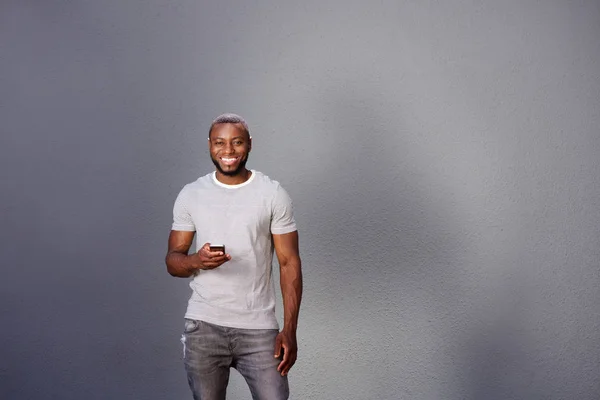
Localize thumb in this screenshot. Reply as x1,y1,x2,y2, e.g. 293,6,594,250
200,243,210,252
274,333,283,358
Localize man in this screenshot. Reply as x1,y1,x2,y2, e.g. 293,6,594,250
165,113,302,400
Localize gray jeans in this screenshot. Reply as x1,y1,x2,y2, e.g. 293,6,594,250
181,319,289,400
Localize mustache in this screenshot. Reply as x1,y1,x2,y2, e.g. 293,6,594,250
210,154,249,176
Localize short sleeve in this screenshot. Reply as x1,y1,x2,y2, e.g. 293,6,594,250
171,186,196,231
271,185,297,235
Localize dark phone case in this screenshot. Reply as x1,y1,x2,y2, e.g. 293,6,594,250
209,245,225,253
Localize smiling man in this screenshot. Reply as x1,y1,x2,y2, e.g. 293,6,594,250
165,113,302,400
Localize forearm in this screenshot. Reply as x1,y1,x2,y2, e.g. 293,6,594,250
280,257,303,331
165,252,199,278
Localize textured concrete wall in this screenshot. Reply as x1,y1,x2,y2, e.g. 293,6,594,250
2,1,599,399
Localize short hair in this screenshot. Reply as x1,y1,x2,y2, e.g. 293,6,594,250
208,113,250,139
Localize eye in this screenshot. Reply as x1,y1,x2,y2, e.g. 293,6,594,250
234,141,243,146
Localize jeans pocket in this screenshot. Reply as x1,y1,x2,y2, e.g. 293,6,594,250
183,318,200,334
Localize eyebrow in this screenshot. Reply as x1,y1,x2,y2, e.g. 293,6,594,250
211,136,246,140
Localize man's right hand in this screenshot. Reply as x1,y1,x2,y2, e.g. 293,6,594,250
194,242,231,270
166,232,231,277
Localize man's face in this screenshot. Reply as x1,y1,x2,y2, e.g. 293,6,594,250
208,123,252,176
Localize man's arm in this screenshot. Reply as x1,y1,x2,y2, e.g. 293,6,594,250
165,230,230,277
272,230,303,376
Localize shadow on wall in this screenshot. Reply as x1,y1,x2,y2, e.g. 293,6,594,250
296,82,472,399
459,269,569,400
296,82,554,399
460,286,537,400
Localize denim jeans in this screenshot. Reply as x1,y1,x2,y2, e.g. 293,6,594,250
181,319,289,400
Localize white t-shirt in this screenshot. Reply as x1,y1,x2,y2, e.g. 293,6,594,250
171,170,297,329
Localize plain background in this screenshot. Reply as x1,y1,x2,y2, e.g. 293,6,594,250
2,1,599,399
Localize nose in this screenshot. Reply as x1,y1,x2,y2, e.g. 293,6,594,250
223,142,234,154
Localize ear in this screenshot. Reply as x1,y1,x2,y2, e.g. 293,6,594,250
248,136,252,152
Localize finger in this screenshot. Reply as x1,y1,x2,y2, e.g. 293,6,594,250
281,351,297,376
200,248,222,257
278,344,290,374
205,250,232,260
209,254,229,262
199,256,230,271
198,249,217,258
200,258,226,267
213,258,230,266
204,257,229,266
201,254,228,263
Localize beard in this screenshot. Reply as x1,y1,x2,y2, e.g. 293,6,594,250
211,154,249,176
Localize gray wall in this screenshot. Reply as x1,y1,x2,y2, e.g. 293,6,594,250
2,1,599,399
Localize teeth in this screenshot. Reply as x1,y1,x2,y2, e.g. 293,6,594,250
221,157,238,165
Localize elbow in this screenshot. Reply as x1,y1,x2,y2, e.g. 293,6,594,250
165,254,179,277
166,264,185,278
165,253,192,278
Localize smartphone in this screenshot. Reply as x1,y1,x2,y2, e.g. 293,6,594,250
209,244,226,253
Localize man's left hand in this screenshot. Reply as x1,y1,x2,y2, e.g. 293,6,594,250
274,329,297,376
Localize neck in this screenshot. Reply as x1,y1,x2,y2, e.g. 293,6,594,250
215,168,252,185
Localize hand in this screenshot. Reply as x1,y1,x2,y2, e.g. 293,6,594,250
194,243,231,270
274,329,297,376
